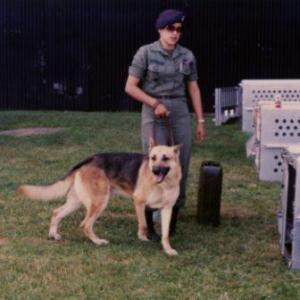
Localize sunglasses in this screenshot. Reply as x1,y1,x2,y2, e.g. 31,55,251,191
165,25,183,33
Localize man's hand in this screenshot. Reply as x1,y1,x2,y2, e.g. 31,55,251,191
196,123,205,143
154,103,170,118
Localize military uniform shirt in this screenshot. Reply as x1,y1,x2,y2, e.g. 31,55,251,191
128,41,198,98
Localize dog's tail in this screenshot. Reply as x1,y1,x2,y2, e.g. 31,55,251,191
17,173,75,201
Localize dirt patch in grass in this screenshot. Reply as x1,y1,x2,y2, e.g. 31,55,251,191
0,127,64,137
221,203,257,219
0,237,9,245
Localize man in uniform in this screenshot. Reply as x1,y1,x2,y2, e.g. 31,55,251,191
125,9,205,240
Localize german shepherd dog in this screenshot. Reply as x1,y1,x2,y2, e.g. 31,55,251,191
17,139,182,256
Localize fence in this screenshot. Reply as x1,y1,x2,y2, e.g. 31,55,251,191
1,1,300,111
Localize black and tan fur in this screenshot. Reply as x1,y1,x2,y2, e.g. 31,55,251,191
17,139,182,256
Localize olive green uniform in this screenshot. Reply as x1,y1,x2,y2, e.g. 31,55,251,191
128,41,198,208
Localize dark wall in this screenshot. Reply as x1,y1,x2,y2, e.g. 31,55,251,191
0,0,299,112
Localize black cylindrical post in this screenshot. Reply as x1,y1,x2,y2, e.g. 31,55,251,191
197,161,223,226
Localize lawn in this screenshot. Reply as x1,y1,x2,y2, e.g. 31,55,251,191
0,110,299,300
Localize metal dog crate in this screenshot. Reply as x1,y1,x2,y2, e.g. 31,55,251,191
251,102,300,182
240,80,300,132
214,87,242,126
279,145,300,269
257,146,284,182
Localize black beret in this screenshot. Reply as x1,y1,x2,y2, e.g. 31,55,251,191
155,9,185,30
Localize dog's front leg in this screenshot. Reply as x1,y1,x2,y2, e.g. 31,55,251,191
161,207,178,256
134,200,149,241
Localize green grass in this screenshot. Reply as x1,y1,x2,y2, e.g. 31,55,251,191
0,110,299,300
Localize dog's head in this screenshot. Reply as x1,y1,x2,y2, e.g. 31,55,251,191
148,138,181,184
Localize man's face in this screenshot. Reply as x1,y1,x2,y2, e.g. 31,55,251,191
159,22,182,47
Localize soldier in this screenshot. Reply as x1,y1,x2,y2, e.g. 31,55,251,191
125,9,205,240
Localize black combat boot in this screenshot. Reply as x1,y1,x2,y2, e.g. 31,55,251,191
145,207,161,242
169,206,180,237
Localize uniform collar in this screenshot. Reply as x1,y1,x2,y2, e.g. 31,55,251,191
152,41,184,58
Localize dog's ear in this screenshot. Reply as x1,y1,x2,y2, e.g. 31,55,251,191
149,136,157,151
173,144,182,155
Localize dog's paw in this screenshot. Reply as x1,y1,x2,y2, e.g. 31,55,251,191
48,232,62,241
164,248,178,256
93,238,109,246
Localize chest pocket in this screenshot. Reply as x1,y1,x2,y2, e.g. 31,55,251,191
146,63,166,82
179,62,192,76
179,61,192,76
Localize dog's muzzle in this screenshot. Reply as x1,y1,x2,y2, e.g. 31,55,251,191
152,166,170,183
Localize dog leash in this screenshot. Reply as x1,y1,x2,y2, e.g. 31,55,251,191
152,116,175,146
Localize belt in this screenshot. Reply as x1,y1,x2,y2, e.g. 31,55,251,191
155,95,185,99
